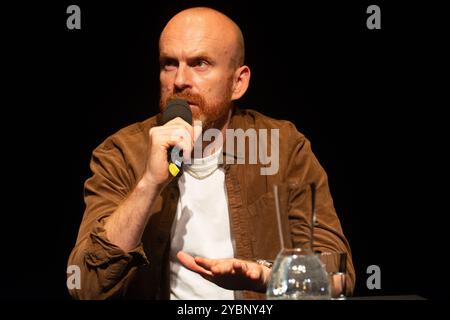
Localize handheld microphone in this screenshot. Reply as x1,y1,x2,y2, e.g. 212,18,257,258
161,99,192,177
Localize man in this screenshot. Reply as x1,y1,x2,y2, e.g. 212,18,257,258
68,7,354,299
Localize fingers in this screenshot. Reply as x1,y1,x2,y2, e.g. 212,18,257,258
201,259,258,279
149,127,193,163
151,126,192,148
194,256,218,270
248,267,262,280
232,261,248,273
164,117,195,143
195,257,238,275
195,257,236,275
180,254,265,281
240,262,261,280
176,251,213,277
234,261,266,281
177,255,269,292
211,263,234,275
144,117,198,185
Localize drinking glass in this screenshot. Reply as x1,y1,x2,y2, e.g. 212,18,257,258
266,181,331,300
317,252,347,300
266,248,330,299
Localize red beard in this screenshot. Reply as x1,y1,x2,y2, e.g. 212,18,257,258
159,87,233,131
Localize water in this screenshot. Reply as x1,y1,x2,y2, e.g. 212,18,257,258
266,249,331,300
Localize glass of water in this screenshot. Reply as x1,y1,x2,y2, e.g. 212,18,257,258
266,248,331,300
266,181,331,300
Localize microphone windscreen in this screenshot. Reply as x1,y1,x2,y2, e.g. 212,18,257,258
161,99,192,125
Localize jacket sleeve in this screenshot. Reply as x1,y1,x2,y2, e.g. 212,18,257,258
284,125,356,296
67,139,149,300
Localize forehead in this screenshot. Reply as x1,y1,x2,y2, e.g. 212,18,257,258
160,23,235,59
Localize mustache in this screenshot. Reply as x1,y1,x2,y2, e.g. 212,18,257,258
163,91,205,108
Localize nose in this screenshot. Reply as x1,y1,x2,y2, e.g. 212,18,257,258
174,63,191,92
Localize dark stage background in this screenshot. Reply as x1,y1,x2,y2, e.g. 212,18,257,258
2,1,448,300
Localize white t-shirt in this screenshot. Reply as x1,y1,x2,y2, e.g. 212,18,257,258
169,149,235,300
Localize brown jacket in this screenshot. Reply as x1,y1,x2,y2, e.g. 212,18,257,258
68,108,355,299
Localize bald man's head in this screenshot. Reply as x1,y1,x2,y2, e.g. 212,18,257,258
160,7,245,68
158,7,251,130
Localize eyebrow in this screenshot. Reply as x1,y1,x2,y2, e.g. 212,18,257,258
159,52,214,62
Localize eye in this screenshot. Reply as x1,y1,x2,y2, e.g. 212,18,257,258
194,60,207,67
191,59,210,71
160,59,177,71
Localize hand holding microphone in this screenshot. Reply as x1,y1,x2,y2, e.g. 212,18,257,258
144,99,193,188
161,99,193,177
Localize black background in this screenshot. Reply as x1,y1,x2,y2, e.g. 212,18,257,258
2,0,448,300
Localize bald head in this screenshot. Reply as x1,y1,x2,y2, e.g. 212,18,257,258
160,7,245,68
159,7,251,128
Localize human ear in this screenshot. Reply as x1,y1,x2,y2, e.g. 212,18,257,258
231,65,251,101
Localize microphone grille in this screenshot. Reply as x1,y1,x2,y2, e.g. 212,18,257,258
161,99,192,125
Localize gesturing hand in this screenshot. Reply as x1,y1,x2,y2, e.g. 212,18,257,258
176,251,271,293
